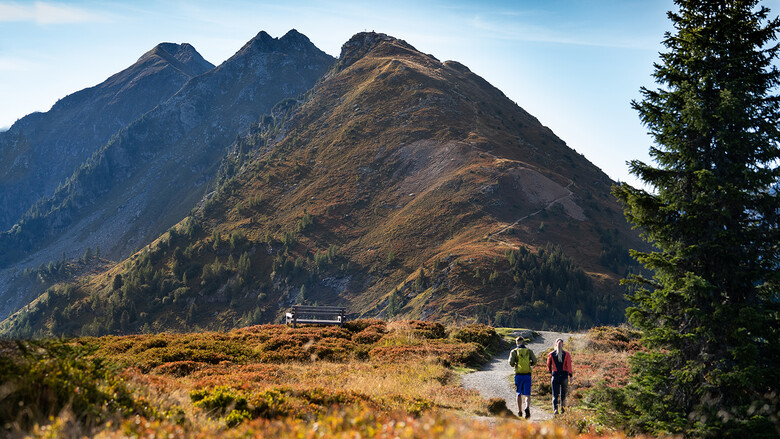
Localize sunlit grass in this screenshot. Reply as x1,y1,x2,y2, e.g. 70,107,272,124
494,326,535,343
3,323,653,438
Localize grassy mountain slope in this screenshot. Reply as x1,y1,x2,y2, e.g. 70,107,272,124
1,32,643,337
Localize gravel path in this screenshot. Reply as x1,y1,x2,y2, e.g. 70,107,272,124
461,330,579,421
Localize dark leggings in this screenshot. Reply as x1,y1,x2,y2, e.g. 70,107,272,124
551,375,569,411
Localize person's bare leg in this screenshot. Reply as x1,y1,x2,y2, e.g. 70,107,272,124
516,394,522,416
523,395,531,418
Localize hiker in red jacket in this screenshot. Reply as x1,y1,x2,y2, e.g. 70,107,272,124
546,337,573,415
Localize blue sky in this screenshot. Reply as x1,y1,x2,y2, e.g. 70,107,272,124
1,0,778,186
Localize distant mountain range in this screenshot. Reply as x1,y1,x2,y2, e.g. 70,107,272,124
0,30,334,318
0,31,645,337
0,42,214,231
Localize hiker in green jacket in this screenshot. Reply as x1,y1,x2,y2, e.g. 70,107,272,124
509,336,537,419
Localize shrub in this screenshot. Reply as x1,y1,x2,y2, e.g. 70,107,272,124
352,327,385,344
298,387,368,407
248,388,290,419
190,386,249,415
587,326,642,352
451,324,503,354
0,340,145,433
344,318,386,333
153,360,202,377
225,409,252,427
258,330,357,363
408,321,446,339
486,397,510,416
350,319,387,344
369,340,485,366
406,397,433,416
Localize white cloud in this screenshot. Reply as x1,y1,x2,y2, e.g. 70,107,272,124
0,57,36,71
0,1,106,24
0,2,29,21
468,14,656,50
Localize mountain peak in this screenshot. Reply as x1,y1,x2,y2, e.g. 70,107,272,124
343,31,396,48
255,30,274,41
139,42,214,76
143,42,185,62
244,30,276,52
226,30,333,70
337,32,419,70
340,31,396,57
281,28,307,42
136,43,214,76
151,42,180,56
231,30,302,58
279,29,316,51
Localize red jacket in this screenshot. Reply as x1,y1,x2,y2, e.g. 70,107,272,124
547,350,573,377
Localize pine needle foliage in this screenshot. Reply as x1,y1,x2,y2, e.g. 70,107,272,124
612,1,780,437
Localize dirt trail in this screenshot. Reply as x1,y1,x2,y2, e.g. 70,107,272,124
461,330,579,421
489,179,576,240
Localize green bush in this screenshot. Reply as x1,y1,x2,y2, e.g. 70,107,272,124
190,386,249,415
0,340,145,433
224,409,251,427
451,324,503,354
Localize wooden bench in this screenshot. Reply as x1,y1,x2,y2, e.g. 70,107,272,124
285,305,346,328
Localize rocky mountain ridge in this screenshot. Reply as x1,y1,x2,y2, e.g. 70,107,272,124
0,43,215,231
0,31,643,337
0,30,334,319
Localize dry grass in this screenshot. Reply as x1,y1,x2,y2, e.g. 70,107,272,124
89,408,666,439
2,323,660,438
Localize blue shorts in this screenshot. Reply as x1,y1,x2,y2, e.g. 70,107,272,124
514,374,532,396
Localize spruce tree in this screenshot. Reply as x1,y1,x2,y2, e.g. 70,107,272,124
612,1,780,437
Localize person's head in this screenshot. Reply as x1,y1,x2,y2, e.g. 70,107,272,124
555,338,564,350
516,336,525,346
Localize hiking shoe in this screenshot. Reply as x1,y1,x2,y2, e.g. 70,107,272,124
561,407,565,414
553,409,559,415
524,408,530,419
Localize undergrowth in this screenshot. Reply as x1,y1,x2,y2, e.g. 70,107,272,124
0,322,657,438
0,339,154,437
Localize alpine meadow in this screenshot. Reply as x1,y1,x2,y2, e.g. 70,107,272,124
0,1,777,438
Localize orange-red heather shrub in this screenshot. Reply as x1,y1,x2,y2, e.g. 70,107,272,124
451,323,504,354
9,323,663,438
97,406,660,439
586,326,642,353
369,341,485,366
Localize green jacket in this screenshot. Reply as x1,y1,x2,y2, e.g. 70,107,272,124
509,345,537,374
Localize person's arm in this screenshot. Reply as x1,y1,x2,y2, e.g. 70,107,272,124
509,349,517,367
546,352,553,373
564,351,573,378
529,349,537,366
